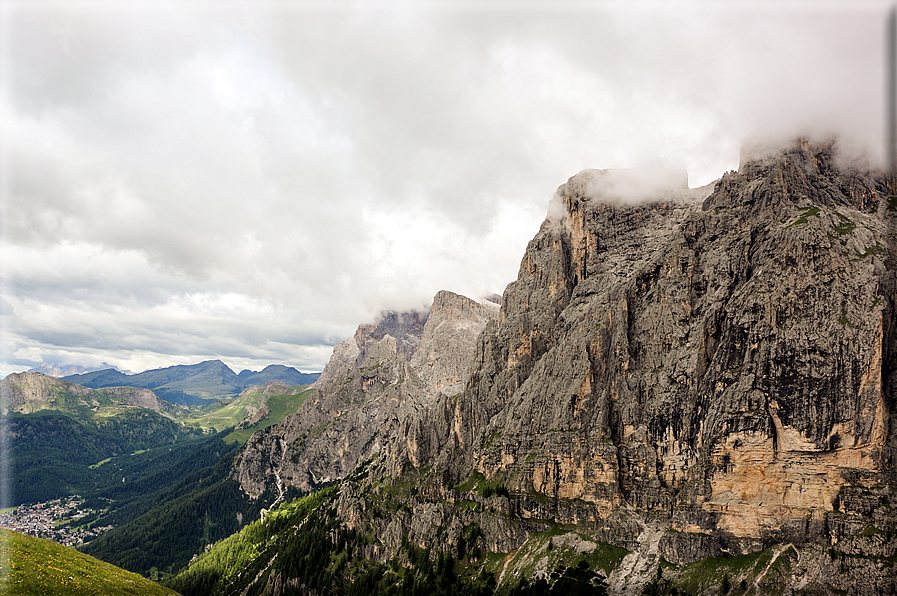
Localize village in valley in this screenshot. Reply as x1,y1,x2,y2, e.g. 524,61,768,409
0,496,112,546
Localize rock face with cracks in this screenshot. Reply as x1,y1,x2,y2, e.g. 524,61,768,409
459,142,894,537
343,140,897,595
229,139,897,595
231,290,497,497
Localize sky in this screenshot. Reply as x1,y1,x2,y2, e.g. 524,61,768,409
0,0,891,377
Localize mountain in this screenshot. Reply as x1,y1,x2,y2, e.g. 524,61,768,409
231,290,498,498
222,382,315,444
25,362,126,378
235,365,320,388
1,371,183,418
63,360,320,405
2,527,179,595
172,139,897,595
373,139,897,593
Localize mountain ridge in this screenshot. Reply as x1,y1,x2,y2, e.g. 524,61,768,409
61,360,320,405
25,362,128,378
231,290,498,497
1,371,184,419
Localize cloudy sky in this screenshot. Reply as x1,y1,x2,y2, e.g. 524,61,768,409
0,0,890,377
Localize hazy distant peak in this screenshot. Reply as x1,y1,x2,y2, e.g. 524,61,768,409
25,363,123,378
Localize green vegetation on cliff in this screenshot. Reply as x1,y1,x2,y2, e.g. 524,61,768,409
163,482,618,596
163,485,502,596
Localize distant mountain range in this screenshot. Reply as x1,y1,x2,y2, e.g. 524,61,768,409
60,360,320,405
26,362,130,378
0,372,206,505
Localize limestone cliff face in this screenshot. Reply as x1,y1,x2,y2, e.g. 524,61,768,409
410,291,500,398
231,291,497,497
311,311,429,390
342,140,897,594
445,141,896,541
461,141,895,529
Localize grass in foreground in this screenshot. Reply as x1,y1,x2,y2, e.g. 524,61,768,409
1,527,177,595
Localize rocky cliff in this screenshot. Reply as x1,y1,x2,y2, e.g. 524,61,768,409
333,139,897,595
199,139,897,596
450,139,894,530
230,290,498,498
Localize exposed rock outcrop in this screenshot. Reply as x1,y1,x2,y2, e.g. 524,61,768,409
231,291,498,497
336,139,897,594
411,291,500,399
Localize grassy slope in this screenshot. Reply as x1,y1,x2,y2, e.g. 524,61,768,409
177,386,269,430
1,527,178,595
221,387,313,443
175,384,311,436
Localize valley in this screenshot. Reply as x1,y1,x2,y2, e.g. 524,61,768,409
0,365,320,580
0,497,111,547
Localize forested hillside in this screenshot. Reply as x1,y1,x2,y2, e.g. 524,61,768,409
78,436,280,577
162,483,611,596
8,409,204,505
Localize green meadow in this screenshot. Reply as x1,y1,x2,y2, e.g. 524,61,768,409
1,527,177,595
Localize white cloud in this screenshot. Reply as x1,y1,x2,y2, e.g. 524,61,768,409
1,0,890,376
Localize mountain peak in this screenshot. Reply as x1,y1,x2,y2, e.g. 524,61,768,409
706,136,891,214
